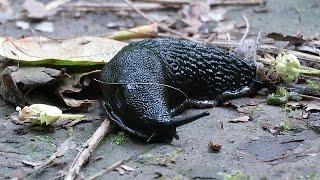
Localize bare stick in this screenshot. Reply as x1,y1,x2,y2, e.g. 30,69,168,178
240,15,249,43
123,0,192,40
300,94,320,101
87,160,125,180
134,0,266,6
208,40,320,63
65,2,169,12
64,119,110,180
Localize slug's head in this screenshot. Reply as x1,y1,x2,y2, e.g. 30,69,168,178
101,81,210,143
101,81,178,142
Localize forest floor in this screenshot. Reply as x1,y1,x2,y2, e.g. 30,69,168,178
0,0,320,179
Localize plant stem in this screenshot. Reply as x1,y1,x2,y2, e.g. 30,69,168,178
60,114,86,120
297,68,320,75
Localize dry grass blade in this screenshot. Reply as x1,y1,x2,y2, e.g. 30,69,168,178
35,137,76,169
64,119,110,180
105,23,158,41
240,15,249,43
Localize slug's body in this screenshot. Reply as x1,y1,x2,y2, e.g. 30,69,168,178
100,38,257,142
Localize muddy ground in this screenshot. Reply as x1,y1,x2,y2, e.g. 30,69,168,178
1,0,320,179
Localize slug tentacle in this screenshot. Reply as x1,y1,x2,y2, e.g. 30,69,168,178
170,111,210,127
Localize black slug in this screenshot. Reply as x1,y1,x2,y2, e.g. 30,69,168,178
100,38,258,143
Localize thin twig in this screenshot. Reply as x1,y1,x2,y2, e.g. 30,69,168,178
300,94,320,101
64,119,110,180
208,40,320,63
123,0,192,40
240,15,249,43
21,138,75,179
134,0,266,6
205,34,215,43
87,160,125,180
36,138,75,170
64,2,170,12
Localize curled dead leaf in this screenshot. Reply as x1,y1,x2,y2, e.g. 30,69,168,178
57,70,101,110
306,101,320,112
0,66,68,106
208,141,222,153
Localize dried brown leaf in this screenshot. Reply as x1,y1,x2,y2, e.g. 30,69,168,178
306,101,320,112
23,0,70,19
57,70,100,110
115,165,134,175
0,36,126,65
0,68,25,106
266,32,305,46
120,165,134,172
0,0,14,23
181,0,209,34
286,101,303,109
208,141,222,152
23,0,49,19
16,21,30,30
206,7,227,22
34,22,54,33
213,21,236,33
229,115,250,123
228,97,265,108
0,66,68,106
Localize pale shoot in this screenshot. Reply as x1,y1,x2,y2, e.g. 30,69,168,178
17,104,85,125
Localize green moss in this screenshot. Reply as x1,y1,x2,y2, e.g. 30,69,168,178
138,153,154,164
267,87,302,106
218,172,248,180
307,172,319,180
281,106,293,113
306,80,320,90
156,149,180,165
267,87,289,106
281,121,292,132
34,135,54,142
137,149,181,166
110,131,127,145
